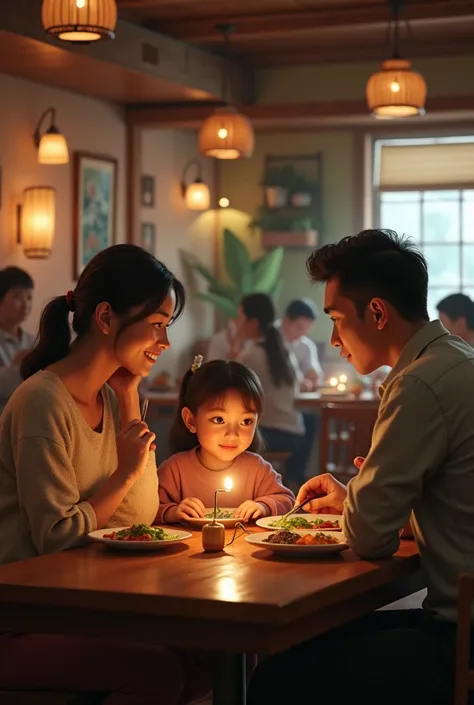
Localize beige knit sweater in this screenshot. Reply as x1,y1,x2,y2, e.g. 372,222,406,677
0,370,158,564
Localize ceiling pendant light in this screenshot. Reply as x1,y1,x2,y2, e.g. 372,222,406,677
366,0,426,118
199,25,254,160
42,0,117,43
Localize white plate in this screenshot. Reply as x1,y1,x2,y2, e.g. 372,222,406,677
183,509,245,529
88,527,192,550
256,513,343,531
246,530,348,556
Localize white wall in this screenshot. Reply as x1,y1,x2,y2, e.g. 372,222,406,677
0,73,127,334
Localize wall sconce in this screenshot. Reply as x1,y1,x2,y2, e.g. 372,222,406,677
181,160,210,211
17,187,56,259
34,108,69,165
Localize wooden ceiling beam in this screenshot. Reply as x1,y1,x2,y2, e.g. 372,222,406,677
126,95,474,130
144,1,474,43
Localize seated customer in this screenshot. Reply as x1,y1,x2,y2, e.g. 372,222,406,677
277,298,323,391
0,266,34,412
436,292,474,346
248,229,474,705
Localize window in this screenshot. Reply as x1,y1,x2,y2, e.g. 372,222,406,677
373,137,474,319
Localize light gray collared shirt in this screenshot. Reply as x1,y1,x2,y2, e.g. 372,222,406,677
0,328,34,410
344,320,474,622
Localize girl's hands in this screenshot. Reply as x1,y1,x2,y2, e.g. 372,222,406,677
235,500,267,522
172,497,206,522
115,419,155,484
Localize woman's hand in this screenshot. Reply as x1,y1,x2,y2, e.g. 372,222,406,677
295,473,347,514
107,366,141,397
115,419,155,484
235,500,267,522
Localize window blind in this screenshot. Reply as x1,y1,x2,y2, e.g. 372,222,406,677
377,143,474,189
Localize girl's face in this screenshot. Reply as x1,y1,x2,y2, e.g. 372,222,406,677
111,291,176,377
182,388,259,470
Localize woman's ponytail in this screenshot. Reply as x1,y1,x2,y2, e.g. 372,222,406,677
21,296,71,380
262,323,295,387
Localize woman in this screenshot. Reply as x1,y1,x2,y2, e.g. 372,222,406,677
0,245,208,705
233,293,316,489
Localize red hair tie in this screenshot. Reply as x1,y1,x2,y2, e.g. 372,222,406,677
65,290,75,312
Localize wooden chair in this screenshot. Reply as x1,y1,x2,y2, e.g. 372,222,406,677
455,573,474,705
320,402,379,484
0,691,103,705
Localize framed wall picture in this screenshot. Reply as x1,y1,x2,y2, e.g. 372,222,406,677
73,152,117,279
141,222,156,254
141,175,155,207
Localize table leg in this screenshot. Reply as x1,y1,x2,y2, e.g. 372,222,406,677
212,652,246,705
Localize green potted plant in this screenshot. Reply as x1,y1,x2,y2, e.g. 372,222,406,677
261,165,296,208
182,228,284,319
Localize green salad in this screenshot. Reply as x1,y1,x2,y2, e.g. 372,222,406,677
103,524,177,542
204,509,235,519
269,516,340,530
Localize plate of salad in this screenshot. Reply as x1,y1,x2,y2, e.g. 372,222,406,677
256,513,342,531
183,508,245,529
89,524,192,550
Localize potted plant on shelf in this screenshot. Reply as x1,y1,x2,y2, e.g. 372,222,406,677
261,165,296,208
182,228,284,319
290,174,315,207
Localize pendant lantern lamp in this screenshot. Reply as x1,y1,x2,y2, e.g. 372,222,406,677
42,0,117,43
366,0,426,118
199,25,255,160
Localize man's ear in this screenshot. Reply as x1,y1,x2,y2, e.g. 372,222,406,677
181,407,197,433
369,298,388,330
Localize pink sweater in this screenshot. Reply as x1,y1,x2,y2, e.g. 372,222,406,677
157,448,294,523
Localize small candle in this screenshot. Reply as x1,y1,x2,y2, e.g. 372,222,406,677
224,476,233,491
202,476,233,552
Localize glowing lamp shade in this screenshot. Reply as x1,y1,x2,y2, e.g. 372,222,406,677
199,107,254,159
366,58,427,118
38,130,69,165
42,0,117,42
185,180,210,211
21,188,56,259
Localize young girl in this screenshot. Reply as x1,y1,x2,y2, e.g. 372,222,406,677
0,244,208,705
157,358,294,524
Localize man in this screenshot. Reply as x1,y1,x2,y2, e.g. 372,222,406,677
248,229,474,705
277,298,323,390
0,267,34,412
437,292,474,346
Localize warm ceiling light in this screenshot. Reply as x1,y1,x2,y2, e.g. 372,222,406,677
181,160,210,211
366,58,427,118
199,107,254,160
19,187,56,259
219,197,230,208
42,0,117,42
33,108,69,165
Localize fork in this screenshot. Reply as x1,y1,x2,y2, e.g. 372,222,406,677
277,495,319,524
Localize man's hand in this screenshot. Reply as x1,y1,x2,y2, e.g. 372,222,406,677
295,473,347,514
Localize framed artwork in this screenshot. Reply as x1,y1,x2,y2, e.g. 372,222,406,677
73,152,117,280
141,175,155,207
141,222,156,254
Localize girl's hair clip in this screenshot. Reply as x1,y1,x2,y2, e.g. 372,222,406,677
191,354,203,373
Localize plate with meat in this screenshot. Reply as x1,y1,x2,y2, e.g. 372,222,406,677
256,513,342,532
89,524,192,550
246,529,348,556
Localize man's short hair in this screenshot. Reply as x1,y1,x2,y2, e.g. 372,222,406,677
285,298,318,321
437,293,474,330
0,267,34,302
306,229,429,322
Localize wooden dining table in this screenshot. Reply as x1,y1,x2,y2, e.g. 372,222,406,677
0,528,421,705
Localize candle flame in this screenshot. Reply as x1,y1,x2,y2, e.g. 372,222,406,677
329,376,338,387
224,476,233,492
339,374,348,383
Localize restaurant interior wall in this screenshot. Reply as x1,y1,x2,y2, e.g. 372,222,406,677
141,128,216,381
0,72,126,336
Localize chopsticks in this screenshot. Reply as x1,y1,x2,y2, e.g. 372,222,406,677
141,398,149,422
278,495,319,524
